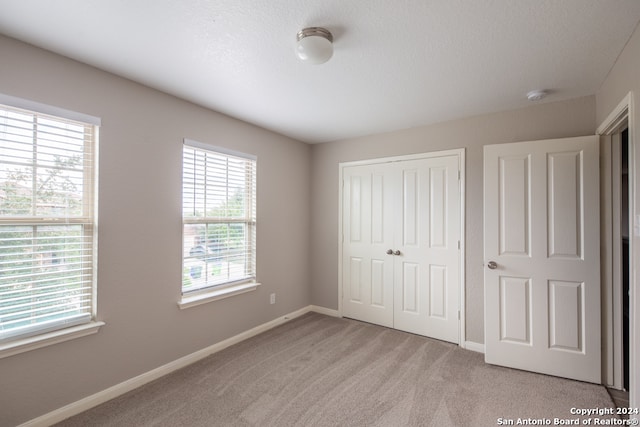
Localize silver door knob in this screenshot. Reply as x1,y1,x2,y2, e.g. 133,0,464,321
394,250,401,256
386,249,393,255
487,261,498,270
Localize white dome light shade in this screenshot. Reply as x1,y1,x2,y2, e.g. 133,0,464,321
526,90,547,101
296,27,333,64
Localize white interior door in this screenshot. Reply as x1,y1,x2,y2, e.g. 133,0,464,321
342,162,395,327
484,136,601,383
393,156,460,343
342,153,461,344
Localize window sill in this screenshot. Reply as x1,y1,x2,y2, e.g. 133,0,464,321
0,321,105,359
178,282,261,309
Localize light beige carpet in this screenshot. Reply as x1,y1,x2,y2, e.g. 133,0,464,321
56,312,617,426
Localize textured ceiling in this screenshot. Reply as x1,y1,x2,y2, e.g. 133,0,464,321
0,1,639,143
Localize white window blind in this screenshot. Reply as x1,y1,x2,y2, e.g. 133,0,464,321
0,101,97,342
182,140,256,293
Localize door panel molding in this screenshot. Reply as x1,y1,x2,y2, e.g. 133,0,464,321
499,276,532,345
499,155,531,257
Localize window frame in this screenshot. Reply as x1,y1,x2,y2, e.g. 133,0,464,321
179,139,259,309
0,94,103,358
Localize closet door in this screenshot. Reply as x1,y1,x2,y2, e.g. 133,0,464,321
342,162,396,327
341,153,461,344
393,156,460,343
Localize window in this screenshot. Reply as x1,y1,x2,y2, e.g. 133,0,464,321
182,140,257,299
0,96,99,346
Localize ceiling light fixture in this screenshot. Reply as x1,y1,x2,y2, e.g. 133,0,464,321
296,27,333,64
526,90,547,101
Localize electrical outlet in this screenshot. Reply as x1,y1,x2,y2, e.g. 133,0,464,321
270,293,276,304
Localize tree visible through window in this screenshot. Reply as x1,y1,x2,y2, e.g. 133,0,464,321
182,140,256,293
0,102,97,342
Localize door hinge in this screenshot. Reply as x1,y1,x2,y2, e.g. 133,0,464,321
458,310,460,320
458,170,461,180
457,240,460,250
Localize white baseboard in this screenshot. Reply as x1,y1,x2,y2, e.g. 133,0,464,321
20,305,325,427
309,305,340,317
464,341,485,354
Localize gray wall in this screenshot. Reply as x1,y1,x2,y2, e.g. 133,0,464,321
310,96,596,344
0,35,311,427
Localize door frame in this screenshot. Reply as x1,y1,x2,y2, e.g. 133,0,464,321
337,148,467,346
598,92,636,400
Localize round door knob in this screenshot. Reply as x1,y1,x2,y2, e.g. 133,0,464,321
487,261,498,270
394,250,401,256
386,249,393,255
